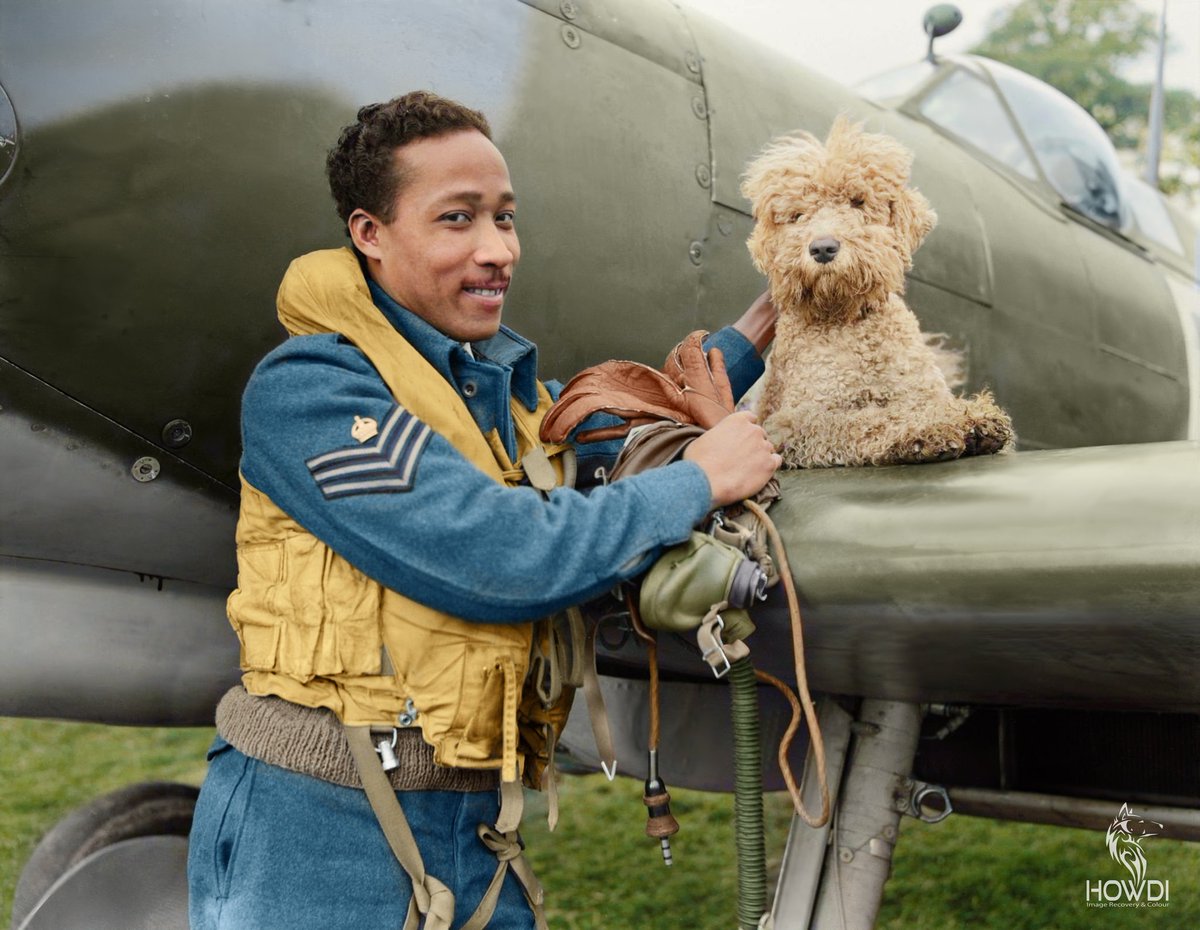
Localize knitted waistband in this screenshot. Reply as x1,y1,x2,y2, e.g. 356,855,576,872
215,686,499,793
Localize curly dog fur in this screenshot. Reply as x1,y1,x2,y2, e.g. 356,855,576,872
742,116,1014,468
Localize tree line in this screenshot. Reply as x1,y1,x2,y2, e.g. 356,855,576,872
972,0,1199,198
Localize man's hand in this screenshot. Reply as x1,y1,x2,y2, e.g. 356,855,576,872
683,410,782,508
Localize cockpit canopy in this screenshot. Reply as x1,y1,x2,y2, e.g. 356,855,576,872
857,55,1130,231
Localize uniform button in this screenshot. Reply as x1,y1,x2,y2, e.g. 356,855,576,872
462,381,478,398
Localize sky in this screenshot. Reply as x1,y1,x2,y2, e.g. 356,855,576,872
680,0,1200,94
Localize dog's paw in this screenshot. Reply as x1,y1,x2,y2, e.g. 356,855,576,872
884,434,967,465
961,417,1014,457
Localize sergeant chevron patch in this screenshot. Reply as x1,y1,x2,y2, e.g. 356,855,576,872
306,405,432,499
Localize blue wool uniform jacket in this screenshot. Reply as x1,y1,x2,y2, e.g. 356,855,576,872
240,279,765,623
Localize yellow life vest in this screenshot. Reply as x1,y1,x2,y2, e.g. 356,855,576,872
227,248,574,787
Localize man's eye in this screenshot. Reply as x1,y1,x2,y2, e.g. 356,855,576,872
441,211,471,223
497,210,516,225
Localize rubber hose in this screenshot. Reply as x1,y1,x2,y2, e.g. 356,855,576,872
729,655,766,929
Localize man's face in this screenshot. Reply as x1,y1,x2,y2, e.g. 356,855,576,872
351,129,519,343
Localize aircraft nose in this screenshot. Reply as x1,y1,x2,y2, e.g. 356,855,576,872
809,238,840,264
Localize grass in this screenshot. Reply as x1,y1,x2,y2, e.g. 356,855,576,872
878,815,1198,930
3,718,1198,928
523,776,1200,930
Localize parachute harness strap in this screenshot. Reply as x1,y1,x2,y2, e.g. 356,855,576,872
346,724,549,930
345,725,456,930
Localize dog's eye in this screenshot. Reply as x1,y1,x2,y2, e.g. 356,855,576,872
789,212,803,223
850,197,865,209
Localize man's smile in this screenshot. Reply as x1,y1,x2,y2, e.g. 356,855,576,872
463,283,508,297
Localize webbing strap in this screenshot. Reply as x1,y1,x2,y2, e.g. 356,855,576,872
344,725,456,930
498,656,521,788
519,446,558,493
559,607,587,690
559,446,578,490
496,777,525,834
501,466,527,485
581,622,618,780
466,827,550,930
542,725,559,830
346,724,549,930
534,607,588,707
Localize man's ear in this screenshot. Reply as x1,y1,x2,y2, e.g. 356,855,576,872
348,209,384,260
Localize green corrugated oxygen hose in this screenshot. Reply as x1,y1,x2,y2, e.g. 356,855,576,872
729,655,766,929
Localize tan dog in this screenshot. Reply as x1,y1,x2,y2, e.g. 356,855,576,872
742,117,1013,467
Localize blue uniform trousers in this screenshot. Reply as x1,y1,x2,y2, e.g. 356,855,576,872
187,738,535,929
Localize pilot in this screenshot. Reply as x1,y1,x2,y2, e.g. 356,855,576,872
187,90,780,930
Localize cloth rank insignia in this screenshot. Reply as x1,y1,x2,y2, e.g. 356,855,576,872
307,405,432,499
351,415,379,443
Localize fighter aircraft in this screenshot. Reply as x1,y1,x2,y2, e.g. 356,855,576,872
1,0,1197,927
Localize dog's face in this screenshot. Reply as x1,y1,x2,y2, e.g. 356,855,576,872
741,117,936,321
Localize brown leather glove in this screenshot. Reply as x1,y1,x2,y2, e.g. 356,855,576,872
660,331,735,427
539,331,735,444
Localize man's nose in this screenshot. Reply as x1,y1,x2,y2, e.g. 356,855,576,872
475,223,516,267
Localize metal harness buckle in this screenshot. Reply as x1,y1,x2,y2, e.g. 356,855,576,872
698,614,733,679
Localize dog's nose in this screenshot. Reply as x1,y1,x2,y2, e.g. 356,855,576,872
809,238,840,264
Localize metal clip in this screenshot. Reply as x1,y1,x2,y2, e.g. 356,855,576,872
698,614,732,678
696,612,751,679
374,728,400,772
398,698,419,728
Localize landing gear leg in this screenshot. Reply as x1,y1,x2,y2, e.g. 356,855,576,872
770,699,925,930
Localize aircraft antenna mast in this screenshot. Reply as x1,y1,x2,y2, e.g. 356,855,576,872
1144,0,1167,187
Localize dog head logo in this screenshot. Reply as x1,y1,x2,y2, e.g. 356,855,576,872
741,115,936,322
1106,803,1163,887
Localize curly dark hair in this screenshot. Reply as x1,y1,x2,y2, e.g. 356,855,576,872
326,91,492,228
